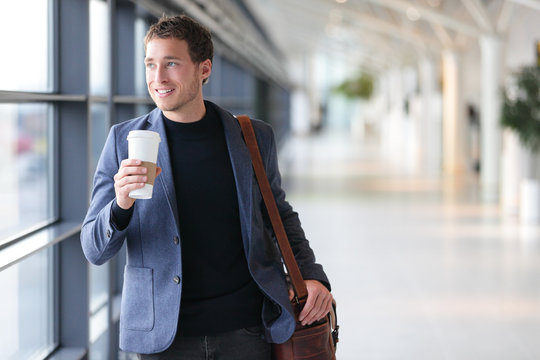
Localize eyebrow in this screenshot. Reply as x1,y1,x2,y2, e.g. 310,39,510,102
144,56,182,62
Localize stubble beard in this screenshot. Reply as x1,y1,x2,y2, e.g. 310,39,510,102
154,77,201,113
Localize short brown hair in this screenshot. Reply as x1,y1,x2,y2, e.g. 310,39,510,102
144,15,213,64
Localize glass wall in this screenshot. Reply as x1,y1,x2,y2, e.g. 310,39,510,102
90,0,110,97
0,0,56,357
0,103,54,243
0,247,55,359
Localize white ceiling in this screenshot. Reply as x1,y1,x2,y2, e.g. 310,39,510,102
242,0,530,72
139,0,540,85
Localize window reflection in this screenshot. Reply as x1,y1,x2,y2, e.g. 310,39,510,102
0,247,54,358
0,103,53,242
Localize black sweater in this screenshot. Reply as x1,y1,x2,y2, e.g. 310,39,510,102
165,102,263,335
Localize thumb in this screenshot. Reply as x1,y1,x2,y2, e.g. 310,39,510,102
156,167,162,177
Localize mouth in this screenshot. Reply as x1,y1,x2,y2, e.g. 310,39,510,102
154,88,175,97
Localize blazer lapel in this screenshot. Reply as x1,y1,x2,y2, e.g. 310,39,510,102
147,108,180,229
217,105,254,254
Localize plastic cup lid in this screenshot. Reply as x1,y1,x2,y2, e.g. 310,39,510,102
127,130,161,142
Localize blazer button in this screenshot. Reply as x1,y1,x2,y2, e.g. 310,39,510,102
106,230,111,238
173,236,179,245
173,276,181,284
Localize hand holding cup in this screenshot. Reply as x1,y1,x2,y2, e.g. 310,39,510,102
114,159,162,210
114,130,162,210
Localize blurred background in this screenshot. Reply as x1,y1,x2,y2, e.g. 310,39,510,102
1,0,540,359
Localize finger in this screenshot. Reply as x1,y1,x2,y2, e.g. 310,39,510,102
115,172,146,188
313,296,333,323
122,165,147,176
120,158,142,168
116,166,147,182
120,175,147,188
116,176,146,191
117,182,146,196
302,293,326,325
305,292,333,325
116,159,145,179
299,291,320,324
156,167,162,177
298,294,315,322
288,288,295,301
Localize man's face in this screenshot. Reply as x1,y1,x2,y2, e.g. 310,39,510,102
144,37,211,115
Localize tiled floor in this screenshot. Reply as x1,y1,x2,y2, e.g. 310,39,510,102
279,130,540,360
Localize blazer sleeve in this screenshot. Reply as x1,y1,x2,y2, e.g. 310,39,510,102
261,125,331,291
80,125,129,265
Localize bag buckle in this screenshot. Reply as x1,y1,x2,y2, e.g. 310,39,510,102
332,325,340,347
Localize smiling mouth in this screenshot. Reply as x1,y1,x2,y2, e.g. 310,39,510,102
155,89,174,95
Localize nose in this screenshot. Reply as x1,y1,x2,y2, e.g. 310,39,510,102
153,65,168,83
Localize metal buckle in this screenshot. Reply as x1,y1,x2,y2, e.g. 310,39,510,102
332,325,340,347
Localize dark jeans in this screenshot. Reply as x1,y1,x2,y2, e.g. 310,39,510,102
137,325,271,360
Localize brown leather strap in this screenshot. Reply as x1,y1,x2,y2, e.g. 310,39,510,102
237,115,308,302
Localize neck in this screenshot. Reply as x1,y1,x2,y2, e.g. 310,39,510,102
163,97,206,123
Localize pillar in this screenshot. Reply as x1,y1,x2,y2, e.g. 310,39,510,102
442,49,467,175
480,35,502,202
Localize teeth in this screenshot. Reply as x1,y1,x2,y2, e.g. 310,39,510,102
157,89,173,94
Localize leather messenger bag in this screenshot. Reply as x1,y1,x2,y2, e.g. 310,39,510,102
237,115,339,360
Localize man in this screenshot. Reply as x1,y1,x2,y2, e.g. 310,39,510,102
81,14,332,359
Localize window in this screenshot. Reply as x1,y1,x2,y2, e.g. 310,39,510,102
0,1,56,358
0,0,55,244
135,17,149,97
0,247,55,359
0,104,54,244
0,1,51,91
90,0,110,96
90,103,110,177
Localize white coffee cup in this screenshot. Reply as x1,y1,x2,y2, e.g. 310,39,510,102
127,130,161,199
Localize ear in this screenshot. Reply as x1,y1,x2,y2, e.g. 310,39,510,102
200,59,212,82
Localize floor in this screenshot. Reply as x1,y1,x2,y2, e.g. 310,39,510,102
278,129,540,360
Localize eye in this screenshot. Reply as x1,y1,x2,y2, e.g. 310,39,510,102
145,63,155,69
167,62,177,67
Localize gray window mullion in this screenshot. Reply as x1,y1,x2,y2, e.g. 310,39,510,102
0,91,87,103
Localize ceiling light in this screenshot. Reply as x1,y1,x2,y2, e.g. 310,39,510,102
406,7,421,21
336,0,347,3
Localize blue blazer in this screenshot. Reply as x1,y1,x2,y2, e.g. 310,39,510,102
80,102,330,354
